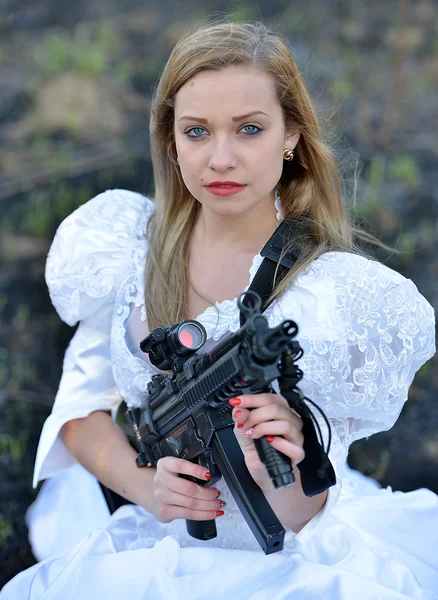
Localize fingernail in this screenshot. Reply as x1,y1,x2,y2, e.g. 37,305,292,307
266,435,275,443
233,409,242,418
244,428,254,437
220,500,227,508
204,471,211,480
216,490,221,498
216,510,225,517
236,423,244,429
229,397,241,406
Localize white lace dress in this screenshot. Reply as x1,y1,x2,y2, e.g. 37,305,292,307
3,189,437,600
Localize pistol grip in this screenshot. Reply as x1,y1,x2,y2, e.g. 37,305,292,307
254,437,295,489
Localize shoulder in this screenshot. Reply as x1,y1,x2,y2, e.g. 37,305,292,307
275,251,435,346
298,250,428,303
54,188,155,238
299,251,405,287
45,189,155,326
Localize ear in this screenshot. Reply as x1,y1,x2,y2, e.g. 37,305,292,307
284,129,300,150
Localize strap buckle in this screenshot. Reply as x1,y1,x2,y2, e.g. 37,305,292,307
260,220,301,269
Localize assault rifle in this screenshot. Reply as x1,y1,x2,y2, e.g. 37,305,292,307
126,291,335,555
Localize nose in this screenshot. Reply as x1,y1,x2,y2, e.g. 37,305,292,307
208,140,237,172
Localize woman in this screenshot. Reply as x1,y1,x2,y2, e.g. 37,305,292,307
3,21,437,599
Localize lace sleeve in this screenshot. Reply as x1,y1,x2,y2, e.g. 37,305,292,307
278,252,436,445
33,189,155,485
45,188,154,329
268,251,435,543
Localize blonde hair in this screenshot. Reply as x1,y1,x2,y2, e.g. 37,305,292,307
146,21,369,329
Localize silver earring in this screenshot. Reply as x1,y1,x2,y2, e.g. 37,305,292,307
283,149,294,161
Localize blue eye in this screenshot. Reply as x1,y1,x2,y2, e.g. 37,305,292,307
185,127,206,138
241,124,261,135
184,124,262,139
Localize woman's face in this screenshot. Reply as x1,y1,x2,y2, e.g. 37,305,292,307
173,65,299,219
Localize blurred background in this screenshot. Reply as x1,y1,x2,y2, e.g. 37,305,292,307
0,0,437,587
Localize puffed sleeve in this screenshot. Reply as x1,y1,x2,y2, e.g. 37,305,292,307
33,189,155,487
271,251,435,542
276,251,435,440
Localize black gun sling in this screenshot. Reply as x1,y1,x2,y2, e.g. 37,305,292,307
100,218,333,513
241,218,336,497
239,218,301,326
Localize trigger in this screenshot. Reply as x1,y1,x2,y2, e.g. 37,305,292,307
164,436,184,458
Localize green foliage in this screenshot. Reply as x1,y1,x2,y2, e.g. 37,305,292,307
397,231,416,267
24,182,92,238
64,114,82,139
416,359,431,382
0,363,6,389
225,3,261,22
30,22,120,84
367,156,386,200
0,432,28,471
53,181,91,219
419,220,437,251
0,515,13,547
280,4,314,33
413,75,435,94
23,192,54,239
14,305,31,328
9,435,27,469
112,62,135,86
359,154,421,225
343,50,361,73
358,155,386,220
142,57,166,86
388,156,421,190
47,148,71,179
30,133,52,159
9,354,37,395
329,78,354,101
349,444,393,481
0,346,7,389
0,295,7,318
371,448,392,481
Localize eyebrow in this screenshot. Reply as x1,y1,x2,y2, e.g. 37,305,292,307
178,111,269,123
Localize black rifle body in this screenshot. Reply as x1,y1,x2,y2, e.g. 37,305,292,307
126,297,335,555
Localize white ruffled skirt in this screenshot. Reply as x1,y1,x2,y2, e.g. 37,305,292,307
2,463,438,600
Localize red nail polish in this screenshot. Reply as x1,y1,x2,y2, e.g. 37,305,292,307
216,490,221,498
229,397,241,406
204,471,211,480
216,510,225,517
236,423,244,429
266,435,275,443
233,409,242,417
220,500,227,508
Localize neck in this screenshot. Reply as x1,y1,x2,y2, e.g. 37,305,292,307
193,194,279,254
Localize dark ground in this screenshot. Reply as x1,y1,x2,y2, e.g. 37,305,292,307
0,0,437,589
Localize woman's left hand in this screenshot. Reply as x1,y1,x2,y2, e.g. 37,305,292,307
230,393,305,491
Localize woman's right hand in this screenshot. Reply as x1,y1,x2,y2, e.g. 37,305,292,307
148,456,226,523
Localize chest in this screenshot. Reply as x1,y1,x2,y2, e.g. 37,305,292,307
186,249,256,320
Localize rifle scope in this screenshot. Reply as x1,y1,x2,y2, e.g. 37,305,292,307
140,320,207,370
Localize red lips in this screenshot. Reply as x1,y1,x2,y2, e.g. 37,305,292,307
206,181,245,186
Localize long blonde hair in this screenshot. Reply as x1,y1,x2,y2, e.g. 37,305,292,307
146,21,366,329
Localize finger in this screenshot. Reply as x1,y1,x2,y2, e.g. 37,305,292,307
157,469,221,501
234,404,303,432
262,435,305,466
157,456,211,482
229,393,289,410
231,407,250,429
154,488,226,513
159,504,226,522
243,420,304,449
